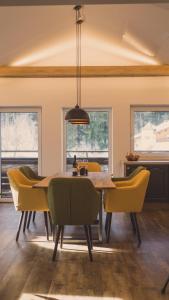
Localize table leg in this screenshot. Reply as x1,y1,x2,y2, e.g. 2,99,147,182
98,190,103,243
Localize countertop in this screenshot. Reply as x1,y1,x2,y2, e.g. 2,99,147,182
124,160,169,165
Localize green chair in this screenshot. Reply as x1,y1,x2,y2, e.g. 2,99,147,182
111,166,146,182
48,177,100,262
19,166,45,181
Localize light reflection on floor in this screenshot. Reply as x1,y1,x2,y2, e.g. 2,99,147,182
19,293,123,300
25,235,131,254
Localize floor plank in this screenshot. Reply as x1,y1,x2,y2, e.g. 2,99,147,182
0,203,169,300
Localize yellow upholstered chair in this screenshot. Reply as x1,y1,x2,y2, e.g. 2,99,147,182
7,168,49,241
77,161,101,172
104,170,150,246
19,166,46,224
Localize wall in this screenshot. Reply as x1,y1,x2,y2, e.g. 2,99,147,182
0,76,169,176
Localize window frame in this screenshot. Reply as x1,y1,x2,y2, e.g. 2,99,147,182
0,107,42,198
131,105,169,159
63,107,112,172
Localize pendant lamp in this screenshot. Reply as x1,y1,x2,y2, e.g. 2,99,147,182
65,5,90,125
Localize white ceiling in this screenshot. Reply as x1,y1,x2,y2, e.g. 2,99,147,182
0,3,169,66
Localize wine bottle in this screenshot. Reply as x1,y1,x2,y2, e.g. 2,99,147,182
72,155,78,176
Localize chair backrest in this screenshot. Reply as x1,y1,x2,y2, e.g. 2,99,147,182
19,166,38,180
104,170,150,212
7,168,48,212
7,168,33,209
77,162,101,172
127,166,146,179
129,169,150,211
7,168,33,189
112,166,146,182
48,177,100,225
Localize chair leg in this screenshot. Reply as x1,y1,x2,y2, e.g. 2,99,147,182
133,213,141,247
60,226,64,249
88,225,93,250
44,212,49,240
130,213,136,234
32,211,36,222
52,225,62,261
23,211,28,233
53,224,56,242
84,225,93,262
105,213,109,235
16,211,24,241
106,213,112,243
161,275,169,294
27,211,32,229
48,212,53,234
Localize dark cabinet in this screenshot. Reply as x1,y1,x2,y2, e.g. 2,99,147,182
125,163,169,203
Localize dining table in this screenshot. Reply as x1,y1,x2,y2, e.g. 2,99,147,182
33,171,116,242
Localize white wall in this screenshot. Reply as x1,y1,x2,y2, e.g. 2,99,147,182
0,76,169,176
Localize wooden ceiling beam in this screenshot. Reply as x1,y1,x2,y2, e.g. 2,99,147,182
0,65,169,77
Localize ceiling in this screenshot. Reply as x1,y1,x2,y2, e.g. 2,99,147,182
1,1,169,5
0,3,169,66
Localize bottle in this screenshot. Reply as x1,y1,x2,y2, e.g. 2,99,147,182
85,165,88,176
72,155,78,176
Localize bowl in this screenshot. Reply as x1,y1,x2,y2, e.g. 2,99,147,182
126,154,140,161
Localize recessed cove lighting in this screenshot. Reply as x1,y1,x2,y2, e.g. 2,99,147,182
123,31,155,57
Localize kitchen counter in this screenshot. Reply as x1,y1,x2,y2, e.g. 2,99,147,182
125,160,169,165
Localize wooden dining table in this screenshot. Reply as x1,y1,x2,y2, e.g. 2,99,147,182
34,172,116,242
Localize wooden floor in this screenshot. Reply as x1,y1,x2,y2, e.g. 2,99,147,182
0,203,169,300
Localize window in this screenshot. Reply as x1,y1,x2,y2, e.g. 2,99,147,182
0,108,41,199
64,109,111,171
131,106,169,154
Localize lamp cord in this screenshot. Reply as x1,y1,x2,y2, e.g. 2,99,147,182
75,6,83,108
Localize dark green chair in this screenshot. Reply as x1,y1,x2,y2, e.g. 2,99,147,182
19,165,45,181
111,166,146,182
48,177,100,262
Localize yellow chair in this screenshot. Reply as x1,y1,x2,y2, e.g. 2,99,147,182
19,166,46,225
104,170,150,246
7,168,49,241
77,161,101,172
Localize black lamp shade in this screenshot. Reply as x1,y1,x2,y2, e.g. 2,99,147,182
65,105,90,125
65,6,90,126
